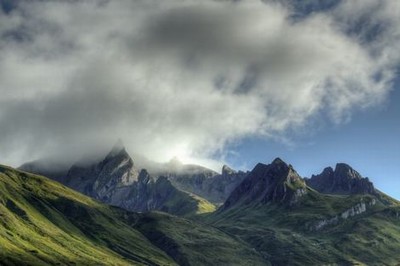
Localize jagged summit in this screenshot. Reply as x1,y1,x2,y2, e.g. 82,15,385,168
222,165,236,176
271,157,285,165
222,158,307,210
334,163,363,180
65,141,138,203
138,169,152,184
306,163,375,195
106,138,127,159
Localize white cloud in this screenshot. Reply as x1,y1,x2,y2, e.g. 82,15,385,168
0,0,398,169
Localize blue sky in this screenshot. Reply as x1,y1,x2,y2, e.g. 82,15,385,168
226,78,400,199
0,1,399,198
219,1,400,199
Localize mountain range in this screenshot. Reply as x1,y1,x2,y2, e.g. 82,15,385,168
20,141,245,215
2,142,400,265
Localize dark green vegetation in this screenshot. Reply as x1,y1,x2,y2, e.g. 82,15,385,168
0,165,264,265
205,187,400,265
134,212,266,266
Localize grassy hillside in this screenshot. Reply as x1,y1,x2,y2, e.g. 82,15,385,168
0,164,265,265
0,164,175,265
206,188,400,265
134,212,267,266
146,176,216,216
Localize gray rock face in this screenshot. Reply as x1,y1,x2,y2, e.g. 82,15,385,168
118,169,200,215
64,145,139,202
222,165,236,176
167,165,247,205
221,158,307,210
44,142,213,216
306,163,375,195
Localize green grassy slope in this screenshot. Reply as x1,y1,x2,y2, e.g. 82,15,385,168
0,164,265,266
134,212,267,266
0,165,175,266
206,188,400,265
161,190,216,216
149,177,216,217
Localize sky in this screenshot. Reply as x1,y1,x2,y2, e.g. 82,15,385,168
0,0,399,198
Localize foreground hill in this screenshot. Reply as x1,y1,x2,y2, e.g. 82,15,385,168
205,158,400,265
0,164,174,265
0,164,265,265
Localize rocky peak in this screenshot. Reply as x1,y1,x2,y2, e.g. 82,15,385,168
334,163,362,180
97,139,136,178
321,166,334,176
221,158,306,210
105,139,129,161
306,163,375,195
222,165,236,176
138,169,152,184
63,139,139,202
271,157,285,165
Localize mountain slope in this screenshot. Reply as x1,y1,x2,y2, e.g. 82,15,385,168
134,212,267,266
205,158,400,265
0,164,266,265
119,169,216,216
0,164,175,265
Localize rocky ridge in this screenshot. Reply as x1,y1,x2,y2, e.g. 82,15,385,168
167,163,248,205
32,142,216,216
222,158,307,210
306,163,375,195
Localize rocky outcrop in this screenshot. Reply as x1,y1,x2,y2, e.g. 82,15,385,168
67,144,139,202
221,158,307,210
222,165,236,176
310,199,377,231
306,163,375,195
